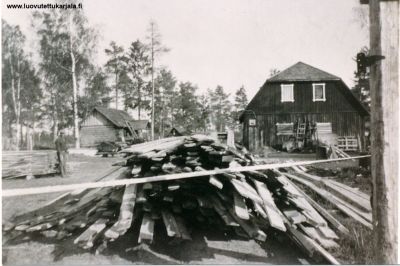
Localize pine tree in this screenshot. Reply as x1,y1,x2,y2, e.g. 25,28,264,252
124,40,151,118
105,41,125,110
209,85,232,132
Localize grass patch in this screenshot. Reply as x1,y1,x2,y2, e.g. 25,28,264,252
332,218,374,264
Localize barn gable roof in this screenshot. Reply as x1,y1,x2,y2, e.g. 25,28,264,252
94,107,149,129
267,62,341,82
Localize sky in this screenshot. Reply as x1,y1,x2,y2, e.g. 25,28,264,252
2,0,369,100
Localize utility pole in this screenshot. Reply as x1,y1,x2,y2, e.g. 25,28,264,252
363,0,399,263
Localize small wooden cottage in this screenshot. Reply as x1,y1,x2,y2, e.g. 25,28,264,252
168,126,187,137
80,107,149,147
240,62,369,151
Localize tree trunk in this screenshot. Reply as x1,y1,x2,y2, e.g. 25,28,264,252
138,86,141,120
8,45,20,151
15,58,22,151
69,16,80,149
51,87,58,142
151,44,155,141
115,70,118,109
369,0,398,263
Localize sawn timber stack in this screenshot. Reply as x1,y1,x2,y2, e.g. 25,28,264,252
4,135,371,264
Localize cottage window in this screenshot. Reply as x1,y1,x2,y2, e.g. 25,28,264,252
281,84,294,102
313,83,326,102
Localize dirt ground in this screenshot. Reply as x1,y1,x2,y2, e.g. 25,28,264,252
2,153,308,265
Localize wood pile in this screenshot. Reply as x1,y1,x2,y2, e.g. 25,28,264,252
2,150,59,179
4,135,371,264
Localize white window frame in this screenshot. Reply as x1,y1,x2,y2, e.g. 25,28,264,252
312,83,326,102
281,84,294,102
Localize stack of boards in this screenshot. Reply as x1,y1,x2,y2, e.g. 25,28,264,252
2,150,59,179
4,135,371,264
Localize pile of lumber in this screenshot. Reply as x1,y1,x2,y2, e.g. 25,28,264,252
4,136,371,264
2,150,59,179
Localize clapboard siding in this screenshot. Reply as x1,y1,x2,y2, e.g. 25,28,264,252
80,126,119,147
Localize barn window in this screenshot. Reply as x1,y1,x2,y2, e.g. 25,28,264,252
313,83,326,102
281,84,294,102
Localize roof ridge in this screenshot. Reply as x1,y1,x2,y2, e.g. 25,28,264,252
266,62,341,82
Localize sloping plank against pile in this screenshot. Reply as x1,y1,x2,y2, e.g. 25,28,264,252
291,168,371,212
104,184,137,240
284,173,372,229
284,177,350,235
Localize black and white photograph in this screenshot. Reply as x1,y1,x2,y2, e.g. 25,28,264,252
1,0,398,265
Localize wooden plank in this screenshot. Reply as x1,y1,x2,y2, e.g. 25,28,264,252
120,137,186,155
317,226,339,240
288,227,340,265
299,225,339,249
209,175,223,189
328,179,370,200
161,210,181,238
104,184,137,240
228,208,267,242
285,171,372,221
253,203,268,219
138,213,155,244
323,180,371,212
276,173,327,226
252,180,286,231
289,169,371,211
285,177,350,235
285,173,372,228
74,218,108,249
210,195,239,227
283,210,307,224
233,191,250,220
174,216,192,240
230,179,263,204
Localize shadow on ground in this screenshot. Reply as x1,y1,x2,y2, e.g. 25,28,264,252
3,220,308,265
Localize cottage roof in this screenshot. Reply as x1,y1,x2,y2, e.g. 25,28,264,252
130,120,150,130
94,107,149,129
267,62,341,82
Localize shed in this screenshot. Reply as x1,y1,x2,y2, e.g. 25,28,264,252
240,62,369,151
168,126,186,137
80,107,149,147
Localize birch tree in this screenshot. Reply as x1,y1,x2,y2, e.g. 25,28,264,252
33,8,97,148
2,20,27,149
2,20,43,150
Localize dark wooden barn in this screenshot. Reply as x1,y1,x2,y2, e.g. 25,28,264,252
240,62,369,151
80,107,149,147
